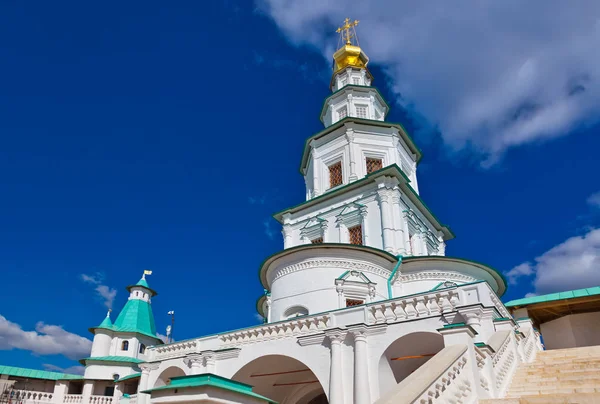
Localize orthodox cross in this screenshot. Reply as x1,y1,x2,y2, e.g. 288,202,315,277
336,18,360,45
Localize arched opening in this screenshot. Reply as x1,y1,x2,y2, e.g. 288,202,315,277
378,331,444,397
284,305,309,319
139,344,146,354
232,354,327,404
153,366,186,388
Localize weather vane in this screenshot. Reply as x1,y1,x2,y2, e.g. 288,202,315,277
336,17,360,46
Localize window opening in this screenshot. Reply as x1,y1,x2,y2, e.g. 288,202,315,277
121,341,129,351
348,225,363,245
329,162,343,188
311,237,323,244
352,77,360,85
356,105,367,119
139,344,146,354
346,298,364,307
366,158,383,174
338,106,348,120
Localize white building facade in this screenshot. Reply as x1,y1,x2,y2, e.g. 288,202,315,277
1,22,545,404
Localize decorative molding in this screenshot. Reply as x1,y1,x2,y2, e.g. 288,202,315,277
273,259,391,282
297,333,327,346
154,340,197,360
139,363,160,373
396,272,477,284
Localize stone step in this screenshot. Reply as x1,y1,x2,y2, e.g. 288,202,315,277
509,386,600,394
510,380,600,389
517,364,600,371
480,393,600,403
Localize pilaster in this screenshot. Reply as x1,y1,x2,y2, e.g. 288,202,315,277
324,329,347,404
347,324,387,404
376,186,395,253
391,191,406,255
345,128,358,182
138,363,159,404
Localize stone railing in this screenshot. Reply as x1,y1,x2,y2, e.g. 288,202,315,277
490,330,517,396
88,395,113,404
9,390,54,403
64,394,83,404
220,314,331,347
375,344,473,404
367,289,460,324
128,395,137,404
521,328,539,363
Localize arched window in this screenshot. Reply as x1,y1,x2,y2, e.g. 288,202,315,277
121,341,129,351
283,305,309,319
139,343,146,354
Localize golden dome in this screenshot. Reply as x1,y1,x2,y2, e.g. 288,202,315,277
332,44,369,73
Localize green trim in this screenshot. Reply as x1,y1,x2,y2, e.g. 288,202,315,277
493,317,512,322
141,373,276,403
504,286,600,307
319,85,391,123
0,365,83,381
387,255,402,299
438,323,478,335
258,242,398,289
115,373,141,383
299,118,423,175
515,317,531,322
274,164,454,240
401,255,507,297
79,356,144,366
336,270,350,280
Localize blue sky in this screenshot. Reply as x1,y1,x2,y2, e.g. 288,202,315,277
0,1,599,374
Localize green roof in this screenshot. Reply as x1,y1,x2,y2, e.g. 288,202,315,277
505,286,600,307
115,373,141,383
141,373,276,403
98,314,113,329
111,298,158,340
79,356,144,366
0,365,83,381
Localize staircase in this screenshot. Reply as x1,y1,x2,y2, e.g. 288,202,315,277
481,345,600,403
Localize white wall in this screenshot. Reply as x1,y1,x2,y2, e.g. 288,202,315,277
541,312,600,350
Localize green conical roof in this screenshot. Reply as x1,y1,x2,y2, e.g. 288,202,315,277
98,313,113,328
112,298,158,340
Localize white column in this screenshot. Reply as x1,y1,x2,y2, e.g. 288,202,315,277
402,211,412,254
266,294,272,323
377,188,394,253
137,363,158,404
351,330,370,404
359,207,368,246
391,192,406,255
205,353,216,374
336,216,347,243
282,225,292,249
325,331,346,404
53,381,68,404
345,128,358,181
311,148,320,197
321,221,330,242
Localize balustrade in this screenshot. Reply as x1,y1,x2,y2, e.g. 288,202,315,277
63,394,83,404
88,395,113,404
7,390,54,403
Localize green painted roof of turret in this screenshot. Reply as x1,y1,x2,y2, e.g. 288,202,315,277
97,313,113,328
112,298,158,340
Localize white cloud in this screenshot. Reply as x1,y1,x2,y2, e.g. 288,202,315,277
81,274,117,309
0,315,92,360
506,228,600,294
42,363,85,375
505,262,534,285
259,1,600,164
587,191,600,208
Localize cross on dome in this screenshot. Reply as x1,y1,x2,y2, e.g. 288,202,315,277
336,17,360,46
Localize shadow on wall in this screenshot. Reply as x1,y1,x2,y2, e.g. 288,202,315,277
154,366,186,388
231,354,326,404
377,331,445,397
